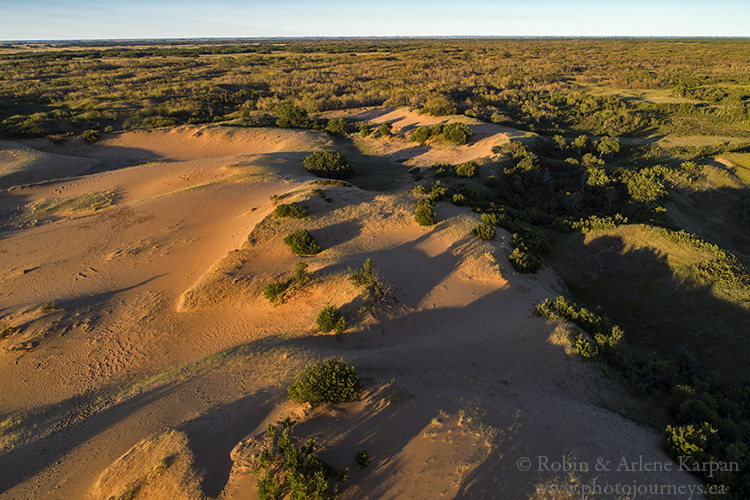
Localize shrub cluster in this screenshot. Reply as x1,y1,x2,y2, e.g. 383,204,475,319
414,198,436,226
303,151,353,179
273,202,306,219
432,160,478,178
533,296,629,369
288,358,362,405
251,417,350,500
411,122,472,145
283,229,321,256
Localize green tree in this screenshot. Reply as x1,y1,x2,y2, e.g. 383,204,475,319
442,122,472,145
572,135,588,156
596,136,620,158
552,134,567,151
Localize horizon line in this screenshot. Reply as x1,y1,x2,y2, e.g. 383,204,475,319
3,35,750,44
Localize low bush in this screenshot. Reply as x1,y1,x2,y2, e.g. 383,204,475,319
354,449,371,469
82,129,99,143
442,122,472,145
262,261,315,305
288,358,361,405
273,202,306,218
283,229,320,256
316,303,346,334
349,258,387,299
472,223,495,240
414,198,436,226
325,117,347,135
377,122,393,137
303,151,353,179
309,179,350,187
509,246,541,273
455,160,478,178
263,282,286,304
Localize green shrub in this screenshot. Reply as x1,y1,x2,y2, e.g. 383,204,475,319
262,262,315,305
263,282,286,304
354,449,370,469
283,229,320,256
325,117,347,135
349,258,387,299
292,261,313,287
82,129,99,143
359,123,370,137
316,303,346,334
414,198,436,226
303,151,353,179
442,122,472,145
455,161,478,178
288,358,361,405
433,162,454,177
471,223,495,240
0,324,14,340
411,126,433,143
663,422,717,461
276,104,311,128
509,246,541,273
377,122,393,137
273,202,306,218
251,418,350,500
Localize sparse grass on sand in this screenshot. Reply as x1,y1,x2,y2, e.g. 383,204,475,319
5,190,115,228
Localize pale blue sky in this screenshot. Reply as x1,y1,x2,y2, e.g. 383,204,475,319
0,0,748,40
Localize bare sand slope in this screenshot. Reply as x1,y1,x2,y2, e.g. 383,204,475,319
0,140,99,189
0,120,702,499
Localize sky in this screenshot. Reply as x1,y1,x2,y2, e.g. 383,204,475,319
0,0,748,40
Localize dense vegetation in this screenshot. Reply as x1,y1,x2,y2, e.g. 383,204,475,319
2,39,750,140
534,296,750,497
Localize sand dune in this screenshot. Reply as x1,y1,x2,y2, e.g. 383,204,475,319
0,117,702,499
